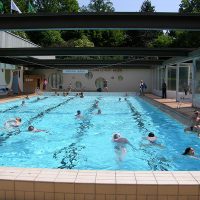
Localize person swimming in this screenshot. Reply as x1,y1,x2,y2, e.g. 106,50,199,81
4,117,22,128
147,132,157,143
112,133,134,161
182,147,195,156
75,110,83,119
113,133,130,144
28,125,46,132
97,109,101,114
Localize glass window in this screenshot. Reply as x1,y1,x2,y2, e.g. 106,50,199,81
195,60,200,94
48,73,63,89
179,67,189,92
5,70,11,84
159,67,165,90
168,67,176,90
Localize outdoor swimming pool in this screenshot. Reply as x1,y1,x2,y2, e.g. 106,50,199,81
0,93,199,171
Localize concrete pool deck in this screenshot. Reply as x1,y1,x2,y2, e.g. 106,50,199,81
0,93,200,200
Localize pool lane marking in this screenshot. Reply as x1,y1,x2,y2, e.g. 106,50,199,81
54,98,101,169
26,97,75,126
0,97,48,113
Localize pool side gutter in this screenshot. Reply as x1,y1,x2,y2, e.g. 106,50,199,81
141,95,190,125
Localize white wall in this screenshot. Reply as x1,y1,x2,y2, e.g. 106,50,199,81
0,31,39,48
33,68,152,92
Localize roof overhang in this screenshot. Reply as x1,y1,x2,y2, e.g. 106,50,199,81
0,12,200,31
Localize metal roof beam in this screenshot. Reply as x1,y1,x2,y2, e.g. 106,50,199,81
0,47,194,57
0,13,200,31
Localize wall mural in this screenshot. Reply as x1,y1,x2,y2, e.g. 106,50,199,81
95,77,106,89
118,75,124,81
48,73,63,89
85,72,93,79
75,81,82,89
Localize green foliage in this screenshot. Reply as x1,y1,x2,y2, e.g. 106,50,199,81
80,0,114,12
11,31,29,40
55,0,79,13
61,31,84,41
169,0,200,47
124,0,160,47
149,33,174,47
86,30,125,47
179,0,200,13
0,1,3,13
171,31,200,48
140,0,155,12
66,35,94,47
27,31,66,47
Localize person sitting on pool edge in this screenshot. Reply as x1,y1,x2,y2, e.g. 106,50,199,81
28,125,46,132
184,111,200,136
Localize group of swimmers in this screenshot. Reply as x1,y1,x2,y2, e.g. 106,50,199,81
4,117,46,133
112,130,200,161
75,100,102,119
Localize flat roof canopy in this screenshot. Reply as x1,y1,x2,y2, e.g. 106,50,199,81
0,47,195,69
0,47,194,57
0,12,199,69
0,12,200,31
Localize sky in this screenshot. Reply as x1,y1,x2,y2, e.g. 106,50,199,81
78,0,182,12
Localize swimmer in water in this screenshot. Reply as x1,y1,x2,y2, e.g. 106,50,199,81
112,133,134,161
147,132,157,143
28,125,46,132
182,147,200,160
97,109,101,115
141,132,163,148
75,110,83,119
4,117,22,128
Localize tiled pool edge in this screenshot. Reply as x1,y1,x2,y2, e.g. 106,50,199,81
0,167,200,200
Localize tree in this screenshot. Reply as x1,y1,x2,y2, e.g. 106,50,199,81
26,0,79,47
81,0,114,12
167,0,200,47
124,0,160,47
86,30,125,47
179,0,200,13
27,31,66,47
79,0,125,47
66,35,94,47
149,33,174,47
140,0,155,12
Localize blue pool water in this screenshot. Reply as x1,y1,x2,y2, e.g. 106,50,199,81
0,94,200,171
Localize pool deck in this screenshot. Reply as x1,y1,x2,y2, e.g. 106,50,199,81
0,93,200,200
144,93,200,123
